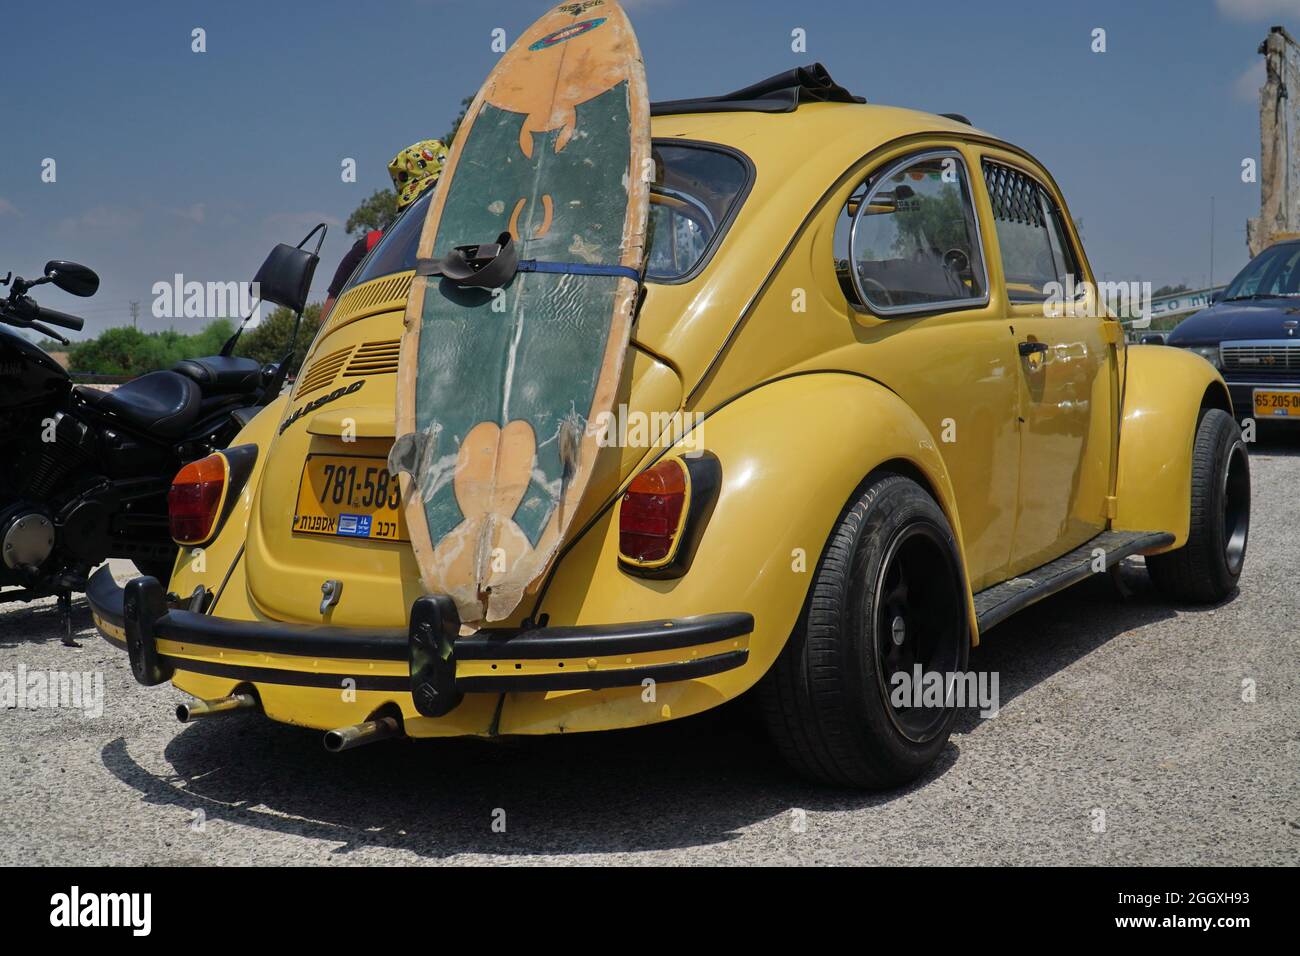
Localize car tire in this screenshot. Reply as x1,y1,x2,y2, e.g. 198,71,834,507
759,473,970,789
1147,408,1249,603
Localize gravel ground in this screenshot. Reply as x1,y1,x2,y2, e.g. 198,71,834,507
2,437,1297,866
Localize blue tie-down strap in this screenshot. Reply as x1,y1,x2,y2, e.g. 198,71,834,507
416,231,642,289
517,259,642,282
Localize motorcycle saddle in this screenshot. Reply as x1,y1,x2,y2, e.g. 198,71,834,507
77,371,201,439
172,355,263,395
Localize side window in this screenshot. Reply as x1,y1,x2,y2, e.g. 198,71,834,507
838,151,987,315
981,160,1080,303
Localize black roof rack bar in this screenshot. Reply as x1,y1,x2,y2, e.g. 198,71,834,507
650,63,865,117
940,112,973,125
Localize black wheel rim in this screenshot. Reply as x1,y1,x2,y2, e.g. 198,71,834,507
1221,442,1249,575
872,522,965,742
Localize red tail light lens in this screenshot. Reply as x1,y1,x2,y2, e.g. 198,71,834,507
619,459,689,565
168,454,228,545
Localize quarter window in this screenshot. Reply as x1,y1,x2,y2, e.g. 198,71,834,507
645,144,750,282
982,161,1080,303
842,151,987,315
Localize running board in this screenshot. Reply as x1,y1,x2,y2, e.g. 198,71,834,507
974,530,1174,634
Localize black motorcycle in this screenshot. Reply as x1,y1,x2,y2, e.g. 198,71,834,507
0,228,323,632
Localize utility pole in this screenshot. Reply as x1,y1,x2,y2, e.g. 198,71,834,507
1209,196,1215,289
129,300,139,329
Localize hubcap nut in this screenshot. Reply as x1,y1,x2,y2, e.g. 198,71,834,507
891,615,906,645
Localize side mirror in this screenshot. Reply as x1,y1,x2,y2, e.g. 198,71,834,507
1209,291,1222,305
44,260,99,297
1139,333,1167,345
253,243,319,314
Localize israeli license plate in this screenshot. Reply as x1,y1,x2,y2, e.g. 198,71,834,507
293,455,407,541
1252,389,1300,418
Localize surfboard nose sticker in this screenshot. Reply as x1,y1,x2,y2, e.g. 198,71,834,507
492,7,632,159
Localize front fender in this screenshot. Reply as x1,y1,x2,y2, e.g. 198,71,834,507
498,372,973,734
1114,345,1230,550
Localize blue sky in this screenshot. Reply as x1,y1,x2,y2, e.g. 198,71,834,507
0,0,1294,336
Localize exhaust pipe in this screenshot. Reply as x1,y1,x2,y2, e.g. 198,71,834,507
176,692,257,723
323,716,402,753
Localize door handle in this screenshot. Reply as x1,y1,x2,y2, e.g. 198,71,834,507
1018,341,1049,357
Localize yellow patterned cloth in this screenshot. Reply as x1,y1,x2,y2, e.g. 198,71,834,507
388,140,449,209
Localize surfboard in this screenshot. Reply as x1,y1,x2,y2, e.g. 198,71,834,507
392,0,650,626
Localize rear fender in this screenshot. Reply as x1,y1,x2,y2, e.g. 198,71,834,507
498,372,974,734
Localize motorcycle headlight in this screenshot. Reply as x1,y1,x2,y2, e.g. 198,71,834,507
1188,345,1222,369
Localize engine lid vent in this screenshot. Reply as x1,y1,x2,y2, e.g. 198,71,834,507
295,345,353,397
343,339,401,377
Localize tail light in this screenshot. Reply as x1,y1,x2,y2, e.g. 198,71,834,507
168,454,228,546
618,458,690,567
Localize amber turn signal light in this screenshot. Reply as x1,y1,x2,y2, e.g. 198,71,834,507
168,454,228,546
618,458,690,566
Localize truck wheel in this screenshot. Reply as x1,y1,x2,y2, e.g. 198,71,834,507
1147,408,1249,603
760,474,969,788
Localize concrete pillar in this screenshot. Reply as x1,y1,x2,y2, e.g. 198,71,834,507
1248,26,1300,257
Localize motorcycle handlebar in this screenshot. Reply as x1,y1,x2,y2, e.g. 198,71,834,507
32,304,85,332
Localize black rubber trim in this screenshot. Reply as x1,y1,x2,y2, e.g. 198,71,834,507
89,571,755,696
618,453,723,580
454,612,753,660
147,606,751,662
86,565,125,629
165,656,409,692
163,650,749,695
157,608,408,660
209,443,257,546
124,577,173,686
458,649,749,693
974,530,1174,633
650,63,864,116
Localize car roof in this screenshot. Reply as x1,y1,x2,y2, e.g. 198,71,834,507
650,100,999,172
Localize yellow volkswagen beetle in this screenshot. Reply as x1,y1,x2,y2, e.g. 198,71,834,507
89,68,1249,788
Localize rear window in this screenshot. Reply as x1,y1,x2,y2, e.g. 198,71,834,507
339,141,750,294
646,143,751,281
343,188,432,292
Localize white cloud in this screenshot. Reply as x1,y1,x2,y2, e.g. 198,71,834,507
1216,0,1300,21
1235,58,1267,101
0,197,19,217
171,202,206,224
261,211,342,241
53,205,141,238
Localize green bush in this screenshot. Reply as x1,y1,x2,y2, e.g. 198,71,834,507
66,303,322,378
67,320,235,377
232,303,323,375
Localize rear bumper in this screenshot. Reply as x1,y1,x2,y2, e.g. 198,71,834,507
86,566,753,716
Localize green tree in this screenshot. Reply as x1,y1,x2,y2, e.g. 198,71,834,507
1153,283,1191,298
234,303,323,375
442,94,474,146
345,188,399,236
892,185,970,258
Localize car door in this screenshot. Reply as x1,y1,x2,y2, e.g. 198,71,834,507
840,146,1024,591
976,154,1115,575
